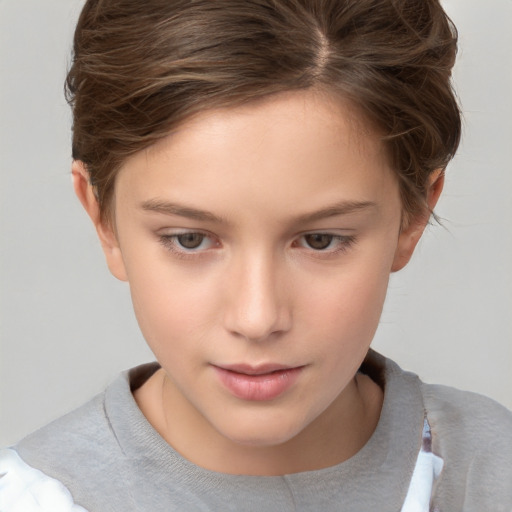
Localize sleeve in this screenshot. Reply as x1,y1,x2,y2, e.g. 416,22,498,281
0,448,88,512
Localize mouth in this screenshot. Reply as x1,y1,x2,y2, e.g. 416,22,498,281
217,363,299,376
211,363,305,401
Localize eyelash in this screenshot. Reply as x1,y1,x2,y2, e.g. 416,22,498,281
294,233,357,255
158,231,357,258
158,231,219,259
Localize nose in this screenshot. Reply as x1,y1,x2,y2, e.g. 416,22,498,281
223,251,292,342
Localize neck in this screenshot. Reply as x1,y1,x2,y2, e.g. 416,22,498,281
135,370,383,475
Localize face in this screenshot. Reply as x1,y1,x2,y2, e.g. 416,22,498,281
86,90,421,457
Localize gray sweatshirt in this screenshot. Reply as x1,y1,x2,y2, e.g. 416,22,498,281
7,351,512,511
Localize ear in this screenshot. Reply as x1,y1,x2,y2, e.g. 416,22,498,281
72,161,128,281
391,170,444,272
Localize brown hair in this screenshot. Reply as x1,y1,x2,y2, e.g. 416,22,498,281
66,0,461,224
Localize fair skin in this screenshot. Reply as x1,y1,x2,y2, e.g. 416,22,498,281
73,89,443,476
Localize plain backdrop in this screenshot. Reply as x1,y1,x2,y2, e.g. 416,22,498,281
1,0,511,447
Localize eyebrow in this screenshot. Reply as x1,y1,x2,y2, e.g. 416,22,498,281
140,199,377,224
141,199,229,224
295,200,377,223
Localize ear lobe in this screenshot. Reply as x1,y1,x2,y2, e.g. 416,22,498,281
72,161,128,282
391,170,445,272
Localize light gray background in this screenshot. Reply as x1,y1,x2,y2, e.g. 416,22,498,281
1,0,511,447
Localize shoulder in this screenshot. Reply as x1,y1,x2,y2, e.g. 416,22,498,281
421,382,512,510
14,363,160,474
15,390,115,473
368,350,512,457
5,390,119,505
366,351,512,510
4,363,160,510
422,381,512,439
0,394,107,512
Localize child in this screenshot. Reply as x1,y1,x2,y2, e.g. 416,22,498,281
1,0,511,510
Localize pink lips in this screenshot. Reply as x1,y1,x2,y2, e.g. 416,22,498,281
213,364,303,401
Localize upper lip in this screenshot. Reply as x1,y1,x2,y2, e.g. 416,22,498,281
213,363,301,376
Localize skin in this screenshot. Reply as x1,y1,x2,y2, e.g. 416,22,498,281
73,89,443,476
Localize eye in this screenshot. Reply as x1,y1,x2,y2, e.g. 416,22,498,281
176,232,206,249
303,233,335,250
293,232,356,254
158,231,219,254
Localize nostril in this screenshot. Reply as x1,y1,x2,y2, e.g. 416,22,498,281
224,294,291,342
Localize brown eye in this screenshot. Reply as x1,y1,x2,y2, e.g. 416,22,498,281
177,233,205,249
304,234,333,250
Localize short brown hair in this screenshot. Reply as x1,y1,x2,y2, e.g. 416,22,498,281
66,0,461,224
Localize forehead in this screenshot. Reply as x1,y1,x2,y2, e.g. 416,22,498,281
148,89,380,161
114,89,398,221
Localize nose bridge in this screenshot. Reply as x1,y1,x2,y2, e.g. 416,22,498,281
224,245,290,341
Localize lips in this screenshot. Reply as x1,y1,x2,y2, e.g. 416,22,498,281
212,363,304,401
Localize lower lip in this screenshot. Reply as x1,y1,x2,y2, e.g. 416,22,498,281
213,366,303,401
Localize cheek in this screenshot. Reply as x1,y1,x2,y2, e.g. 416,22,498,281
301,257,391,337
300,266,390,394
125,256,222,358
